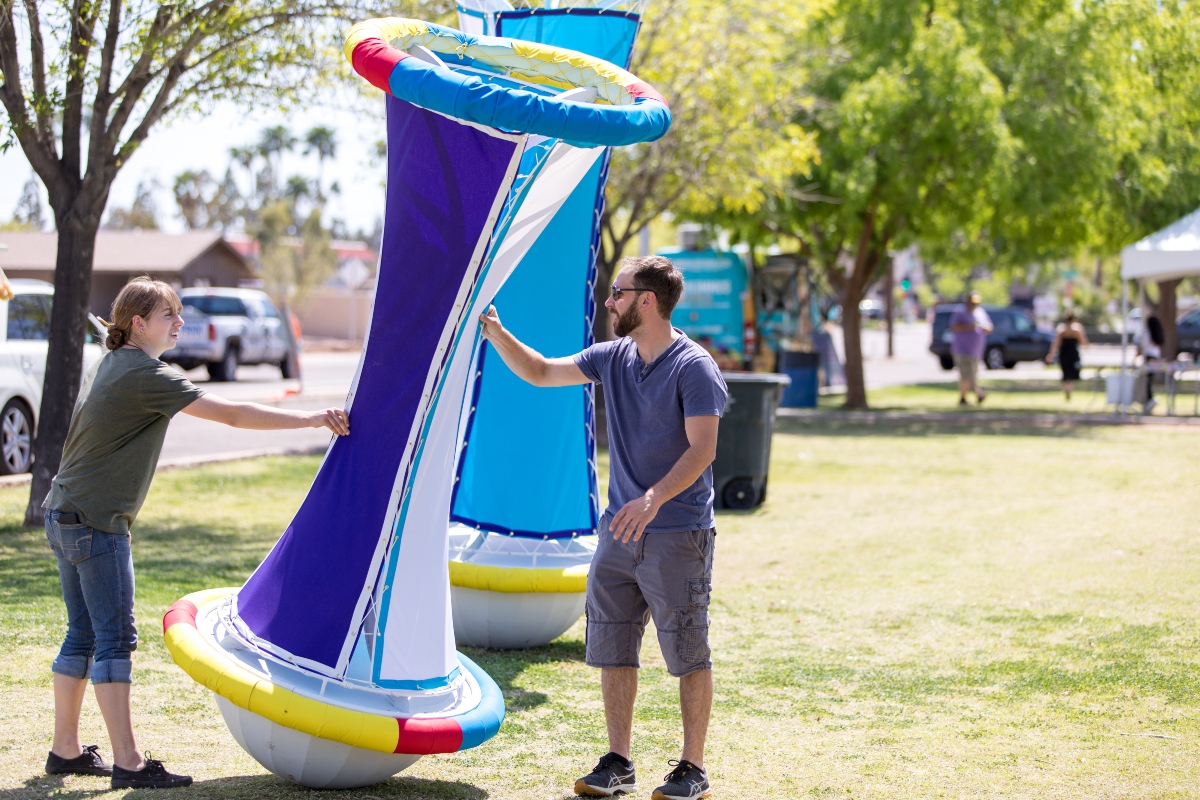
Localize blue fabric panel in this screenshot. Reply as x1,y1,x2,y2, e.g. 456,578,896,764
496,11,640,68
236,97,518,671
387,57,669,148
452,159,605,537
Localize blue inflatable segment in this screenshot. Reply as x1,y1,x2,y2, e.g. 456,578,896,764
450,7,641,540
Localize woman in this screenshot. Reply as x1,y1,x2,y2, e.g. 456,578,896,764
1046,311,1090,400
1138,313,1165,413
42,278,349,789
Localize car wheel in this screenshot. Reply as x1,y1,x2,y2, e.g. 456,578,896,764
939,355,954,370
1004,361,1018,369
280,351,298,380
722,478,760,510
985,346,1005,370
207,346,239,382
0,399,33,475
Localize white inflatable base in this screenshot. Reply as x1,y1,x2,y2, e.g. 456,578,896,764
216,696,421,789
451,586,586,649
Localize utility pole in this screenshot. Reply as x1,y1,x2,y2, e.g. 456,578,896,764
884,257,895,359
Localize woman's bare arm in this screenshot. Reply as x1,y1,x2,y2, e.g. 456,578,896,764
182,395,349,435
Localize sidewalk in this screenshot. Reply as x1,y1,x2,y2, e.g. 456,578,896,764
779,407,1200,429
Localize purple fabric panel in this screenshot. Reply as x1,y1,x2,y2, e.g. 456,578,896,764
235,97,518,671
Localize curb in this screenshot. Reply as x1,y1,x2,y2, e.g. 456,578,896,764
777,408,1200,428
0,444,329,489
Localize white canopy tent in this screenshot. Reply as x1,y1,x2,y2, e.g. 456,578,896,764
1116,205,1200,408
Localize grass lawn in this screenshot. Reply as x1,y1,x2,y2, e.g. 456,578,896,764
0,420,1197,799
819,375,1200,416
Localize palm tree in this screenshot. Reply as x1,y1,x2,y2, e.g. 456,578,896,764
304,126,337,202
258,125,297,198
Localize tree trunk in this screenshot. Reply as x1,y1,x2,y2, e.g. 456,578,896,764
841,294,867,408
25,217,98,526
1155,278,1182,361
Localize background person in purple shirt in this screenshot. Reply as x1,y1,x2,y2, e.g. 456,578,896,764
479,255,726,800
950,293,993,405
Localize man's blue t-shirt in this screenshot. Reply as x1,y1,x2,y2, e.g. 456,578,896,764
574,331,728,532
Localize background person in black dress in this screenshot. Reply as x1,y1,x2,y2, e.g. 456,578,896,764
1046,312,1089,400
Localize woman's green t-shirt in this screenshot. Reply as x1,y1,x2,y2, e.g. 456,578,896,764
43,347,205,534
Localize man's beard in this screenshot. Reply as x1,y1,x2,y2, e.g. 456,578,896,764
613,303,643,337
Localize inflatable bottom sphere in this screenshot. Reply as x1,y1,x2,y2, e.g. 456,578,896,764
449,524,594,649
216,698,421,789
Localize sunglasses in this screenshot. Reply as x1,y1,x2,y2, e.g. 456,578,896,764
610,284,654,300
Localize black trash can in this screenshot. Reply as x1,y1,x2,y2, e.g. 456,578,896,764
777,350,819,408
713,372,790,510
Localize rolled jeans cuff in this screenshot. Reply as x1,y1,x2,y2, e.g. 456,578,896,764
89,658,132,684
51,654,92,681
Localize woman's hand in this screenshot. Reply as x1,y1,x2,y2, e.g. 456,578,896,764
311,408,350,435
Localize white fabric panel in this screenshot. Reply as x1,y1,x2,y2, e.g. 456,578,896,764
377,142,603,683
1121,204,1200,281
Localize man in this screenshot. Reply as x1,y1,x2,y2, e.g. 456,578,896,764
479,255,727,800
950,292,993,405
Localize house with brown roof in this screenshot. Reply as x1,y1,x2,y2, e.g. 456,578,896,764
0,231,257,317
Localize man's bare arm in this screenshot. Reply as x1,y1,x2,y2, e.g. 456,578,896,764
478,305,590,387
610,415,720,543
182,395,349,435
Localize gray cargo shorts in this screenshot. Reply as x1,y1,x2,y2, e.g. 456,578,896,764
585,518,715,677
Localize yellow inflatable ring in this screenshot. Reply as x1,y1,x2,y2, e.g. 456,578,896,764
163,589,504,754
448,561,588,593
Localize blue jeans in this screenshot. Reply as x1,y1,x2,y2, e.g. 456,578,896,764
45,511,137,684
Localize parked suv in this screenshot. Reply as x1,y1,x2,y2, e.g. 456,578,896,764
167,288,297,381
930,304,1053,370
0,280,106,474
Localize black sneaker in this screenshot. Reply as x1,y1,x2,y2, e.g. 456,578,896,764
575,752,637,796
111,754,193,789
45,744,112,777
652,759,711,800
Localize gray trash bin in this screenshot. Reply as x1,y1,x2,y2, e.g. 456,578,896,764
714,372,790,510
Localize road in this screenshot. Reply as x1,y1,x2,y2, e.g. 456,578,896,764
159,328,1140,462
159,351,359,463
835,322,1135,390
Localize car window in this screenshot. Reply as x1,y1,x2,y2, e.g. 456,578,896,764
260,297,280,318
1181,309,1200,327
7,294,52,341
182,296,247,316
1013,314,1034,332
993,313,1013,332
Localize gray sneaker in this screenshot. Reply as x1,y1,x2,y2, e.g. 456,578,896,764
652,759,711,800
575,752,637,796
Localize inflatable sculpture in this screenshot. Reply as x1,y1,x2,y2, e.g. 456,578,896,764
163,17,669,789
448,0,649,650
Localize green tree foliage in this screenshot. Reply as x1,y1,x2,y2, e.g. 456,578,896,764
598,0,818,337
704,0,1200,407
3,176,44,230
103,180,160,230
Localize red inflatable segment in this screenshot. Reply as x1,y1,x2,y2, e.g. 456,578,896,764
163,599,199,633
394,717,464,754
351,38,408,93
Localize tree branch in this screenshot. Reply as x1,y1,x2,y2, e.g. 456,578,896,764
62,0,103,180
0,2,67,202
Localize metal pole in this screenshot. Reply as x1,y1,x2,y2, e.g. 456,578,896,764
1120,277,1128,414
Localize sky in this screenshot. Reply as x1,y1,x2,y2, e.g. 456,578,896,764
0,94,389,238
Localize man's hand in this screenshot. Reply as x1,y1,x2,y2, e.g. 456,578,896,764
309,408,350,436
611,490,662,543
479,305,502,342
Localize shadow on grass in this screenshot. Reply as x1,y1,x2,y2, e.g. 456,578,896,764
8,771,489,800
460,639,586,712
776,415,1100,439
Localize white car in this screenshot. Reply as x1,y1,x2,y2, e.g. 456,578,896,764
0,280,106,474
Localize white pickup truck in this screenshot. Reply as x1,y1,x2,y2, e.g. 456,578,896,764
167,288,297,382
